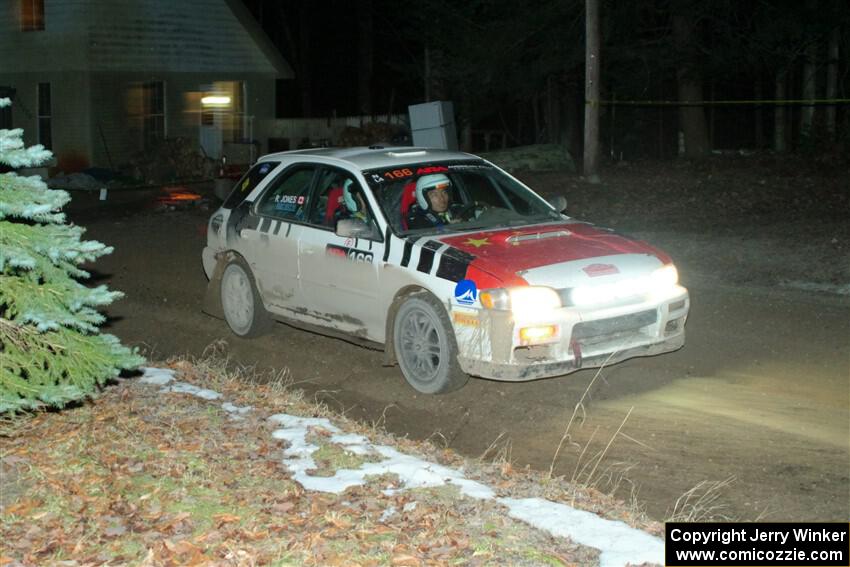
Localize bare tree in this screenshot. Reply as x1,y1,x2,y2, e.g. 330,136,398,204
583,0,600,181
825,27,840,138
672,12,710,158
357,0,374,116
773,72,787,152
800,41,818,137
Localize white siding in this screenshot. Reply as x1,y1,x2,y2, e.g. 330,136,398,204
0,1,90,72
0,0,289,169
85,0,284,74
0,0,291,75
5,71,93,170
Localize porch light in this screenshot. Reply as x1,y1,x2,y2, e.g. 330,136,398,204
201,95,232,107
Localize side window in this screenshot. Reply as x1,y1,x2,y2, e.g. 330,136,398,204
223,161,279,209
255,166,316,221
310,168,377,230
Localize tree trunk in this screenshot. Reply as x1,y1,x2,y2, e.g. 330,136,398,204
546,75,560,144
825,27,839,138
583,0,601,181
800,41,817,137
754,80,764,149
708,81,715,149
357,0,373,116
673,13,710,158
773,72,787,152
298,5,312,118
532,95,541,142
424,45,431,102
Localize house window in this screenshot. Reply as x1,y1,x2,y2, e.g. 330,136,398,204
37,83,52,150
200,81,246,141
142,81,165,149
21,0,45,31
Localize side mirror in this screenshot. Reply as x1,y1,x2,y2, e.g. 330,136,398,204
336,218,381,240
549,195,568,213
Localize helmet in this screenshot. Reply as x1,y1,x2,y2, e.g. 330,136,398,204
342,179,359,212
415,174,451,209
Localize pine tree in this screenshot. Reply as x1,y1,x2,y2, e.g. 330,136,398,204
0,98,143,413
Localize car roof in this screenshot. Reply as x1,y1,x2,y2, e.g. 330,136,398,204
258,146,479,171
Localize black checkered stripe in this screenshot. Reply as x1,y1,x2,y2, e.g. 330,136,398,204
393,237,476,283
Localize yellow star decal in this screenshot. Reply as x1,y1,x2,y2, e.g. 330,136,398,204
464,237,491,248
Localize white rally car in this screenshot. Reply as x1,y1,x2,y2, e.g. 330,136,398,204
202,146,689,394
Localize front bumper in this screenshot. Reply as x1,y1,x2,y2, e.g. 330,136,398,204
453,286,689,381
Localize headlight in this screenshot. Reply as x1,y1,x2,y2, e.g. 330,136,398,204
480,286,561,317
509,287,561,316
570,263,679,307
651,264,678,289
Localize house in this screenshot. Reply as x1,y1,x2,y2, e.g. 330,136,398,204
0,0,292,174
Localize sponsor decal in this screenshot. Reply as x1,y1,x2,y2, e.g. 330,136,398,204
464,237,490,248
452,311,480,327
274,194,300,204
326,244,374,264
297,195,305,204
454,279,478,306
241,177,250,191
583,263,619,277
344,237,354,247
259,163,271,174
416,166,449,175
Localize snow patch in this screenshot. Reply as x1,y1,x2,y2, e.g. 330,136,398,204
165,382,221,400
141,368,664,566
139,367,175,385
502,497,664,567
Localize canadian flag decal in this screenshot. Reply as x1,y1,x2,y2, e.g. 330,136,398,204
583,263,619,277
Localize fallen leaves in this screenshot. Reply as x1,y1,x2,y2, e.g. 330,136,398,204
0,367,614,566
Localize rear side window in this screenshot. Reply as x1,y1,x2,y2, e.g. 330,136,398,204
223,161,279,209
255,166,317,221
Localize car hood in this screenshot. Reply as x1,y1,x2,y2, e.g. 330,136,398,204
437,221,670,288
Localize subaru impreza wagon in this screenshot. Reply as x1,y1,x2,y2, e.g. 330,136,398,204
202,146,689,394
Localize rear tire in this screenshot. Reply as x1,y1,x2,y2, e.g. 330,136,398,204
393,293,468,394
220,258,272,338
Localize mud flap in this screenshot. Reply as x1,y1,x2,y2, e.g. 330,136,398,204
202,252,234,320
570,338,582,368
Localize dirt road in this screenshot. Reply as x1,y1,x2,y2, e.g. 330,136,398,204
75,201,848,523
73,157,849,523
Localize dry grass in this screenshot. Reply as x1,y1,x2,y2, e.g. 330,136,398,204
1,350,663,565
666,476,736,522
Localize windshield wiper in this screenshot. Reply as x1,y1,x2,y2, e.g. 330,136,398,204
447,223,488,231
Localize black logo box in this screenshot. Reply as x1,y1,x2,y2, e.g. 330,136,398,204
665,522,849,566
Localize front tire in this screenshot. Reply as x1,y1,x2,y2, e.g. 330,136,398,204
220,258,271,338
393,294,468,394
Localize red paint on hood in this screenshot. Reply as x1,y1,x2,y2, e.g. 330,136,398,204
441,222,669,285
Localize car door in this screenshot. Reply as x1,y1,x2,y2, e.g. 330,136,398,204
297,166,386,340
248,164,318,315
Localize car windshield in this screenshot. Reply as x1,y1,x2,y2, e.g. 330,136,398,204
363,160,561,236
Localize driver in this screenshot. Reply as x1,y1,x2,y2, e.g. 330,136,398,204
405,174,463,230
335,179,369,224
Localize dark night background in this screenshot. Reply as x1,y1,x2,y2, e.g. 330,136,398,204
239,0,849,161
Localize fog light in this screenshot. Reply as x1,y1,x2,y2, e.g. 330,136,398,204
519,325,559,345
